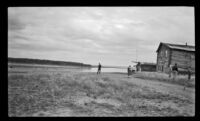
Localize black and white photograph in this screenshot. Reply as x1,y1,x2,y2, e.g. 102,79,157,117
8,7,195,117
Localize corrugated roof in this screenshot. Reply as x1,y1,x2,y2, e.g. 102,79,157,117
156,42,195,52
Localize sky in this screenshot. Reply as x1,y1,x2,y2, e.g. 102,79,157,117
8,7,195,66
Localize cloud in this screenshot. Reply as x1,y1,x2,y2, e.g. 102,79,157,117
8,14,26,31
8,7,194,66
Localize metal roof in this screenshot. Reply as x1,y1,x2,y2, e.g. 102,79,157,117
156,42,195,52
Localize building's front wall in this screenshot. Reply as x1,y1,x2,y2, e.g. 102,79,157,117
156,45,171,73
141,65,156,72
171,50,195,71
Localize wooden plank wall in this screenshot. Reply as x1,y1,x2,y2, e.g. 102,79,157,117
156,45,171,72
171,50,195,71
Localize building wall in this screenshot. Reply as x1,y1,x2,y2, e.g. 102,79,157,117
171,50,195,71
141,65,156,72
156,45,171,73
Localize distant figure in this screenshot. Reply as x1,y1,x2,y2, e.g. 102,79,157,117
172,63,178,80
127,65,131,77
131,65,136,73
168,64,173,78
97,63,101,74
136,62,141,72
184,67,192,90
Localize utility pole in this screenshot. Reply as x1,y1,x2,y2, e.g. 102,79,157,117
136,48,138,62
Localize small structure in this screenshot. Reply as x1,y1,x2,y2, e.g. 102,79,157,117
156,42,195,73
136,62,156,72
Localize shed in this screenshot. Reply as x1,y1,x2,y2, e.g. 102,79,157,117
136,62,157,72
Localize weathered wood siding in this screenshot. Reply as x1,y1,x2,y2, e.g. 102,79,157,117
156,43,195,73
141,65,156,72
156,45,171,72
171,50,195,71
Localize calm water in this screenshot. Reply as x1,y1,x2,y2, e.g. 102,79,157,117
82,67,127,73
8,63,127,73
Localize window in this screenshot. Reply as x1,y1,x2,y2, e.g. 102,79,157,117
165,50,168,57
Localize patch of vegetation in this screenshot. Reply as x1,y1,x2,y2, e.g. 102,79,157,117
134,72,195,87
8,69,194,116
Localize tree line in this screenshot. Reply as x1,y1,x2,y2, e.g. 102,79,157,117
8,57,92,67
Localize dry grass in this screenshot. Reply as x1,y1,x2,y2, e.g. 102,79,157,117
8,72,133,116
8,65,195,116
133,72,195,88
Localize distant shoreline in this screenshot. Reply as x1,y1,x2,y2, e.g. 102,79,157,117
8,62,91,69
8,62,126,70
8,57,92,67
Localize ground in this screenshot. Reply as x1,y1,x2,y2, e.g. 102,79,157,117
8,65,195,117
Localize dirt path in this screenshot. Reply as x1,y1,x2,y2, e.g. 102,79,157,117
31,73,195,117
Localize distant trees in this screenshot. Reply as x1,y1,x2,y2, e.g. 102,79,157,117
8,57,91,67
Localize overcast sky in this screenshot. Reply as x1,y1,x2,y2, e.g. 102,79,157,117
8,7,194,66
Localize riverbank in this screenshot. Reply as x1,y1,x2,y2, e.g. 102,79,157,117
8,67,195,116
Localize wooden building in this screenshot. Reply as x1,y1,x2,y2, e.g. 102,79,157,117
156,42,195,73
136,62,157,72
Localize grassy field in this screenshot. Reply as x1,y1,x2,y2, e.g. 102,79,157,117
8,64,195,116
133,72,195,88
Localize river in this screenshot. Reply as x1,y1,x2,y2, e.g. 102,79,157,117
8,63,128,73
82,67,127,73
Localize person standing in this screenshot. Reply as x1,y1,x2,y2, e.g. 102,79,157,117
136,62,141,72
172,63,178,80
184,67,192,90
127,65,131,77
169,64,173,78
97,63,101,74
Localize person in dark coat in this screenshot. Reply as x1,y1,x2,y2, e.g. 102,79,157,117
97,63,101,74
127,65,131,77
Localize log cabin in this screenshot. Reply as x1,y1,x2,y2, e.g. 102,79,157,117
156,42,195,74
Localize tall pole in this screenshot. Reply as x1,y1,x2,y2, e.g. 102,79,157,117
136,48,137,62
